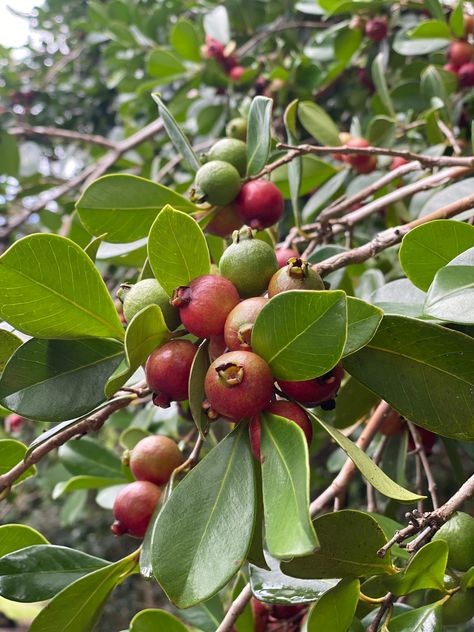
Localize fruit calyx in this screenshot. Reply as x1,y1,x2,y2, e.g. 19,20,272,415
152,392,171,408
216,361,244,386
111,520,128,536
202,399,220,420
237,323,253,347
116,283,131,303
286,257,310,278
232,225,254,244
171,285,192,308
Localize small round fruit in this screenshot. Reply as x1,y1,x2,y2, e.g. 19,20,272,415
4,413,24,434
229,65,245,81
272,604,307,619
277,363,344,407
390,156,409,170
111,481,161,538
120,279,180,331
345,138,375,172
202,35,225,61
205,138,247,176
145,340,197,405
275,247,299,268
130,435,184,486
365,17,388,42
355,155,377,174
204,350,274,420
458,62,474,87
443,62,459,75
432,512,474,571
193,160,241,206
235,179,284,230
172,275,240,338
442,588,474,625
379,409,405,436
205,205,243,238
219,227,278,298
226,117,247,141
448,40,474,67
268,257,325,297
224,297,268,351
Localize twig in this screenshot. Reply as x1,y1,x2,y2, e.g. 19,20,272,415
215,583,253,632
367,593,395,632
407,422,439,510
437,120,461,155
9,125,118,149
414,451,424,514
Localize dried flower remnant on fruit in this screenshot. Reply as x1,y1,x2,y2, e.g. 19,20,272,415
268,257,324,297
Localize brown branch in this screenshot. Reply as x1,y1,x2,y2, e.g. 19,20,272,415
0,383,150,496
215,583,253,632
367,593,395,632
407,422,439,510
9,125,118,149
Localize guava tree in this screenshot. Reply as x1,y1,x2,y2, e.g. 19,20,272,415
0,1,474,631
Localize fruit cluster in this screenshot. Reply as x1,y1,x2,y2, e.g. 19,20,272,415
111,434,184,537
201,35,245,81
445,38,474,87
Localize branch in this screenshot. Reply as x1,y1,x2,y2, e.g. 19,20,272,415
236,21,326,57
367,592,395,632
0,383,150,496
215,583,253,632
9,125,118,149
407,422,439,510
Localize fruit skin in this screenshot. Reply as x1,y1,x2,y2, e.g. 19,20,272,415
251,598,270,632
4,413,24,434
219,228,278,298
275,247,299,268
202,35,225,61
229,65,245,81
209,334,227,360
234,179,285,230
407,426,437,456
354,155,377,174
193,160,241,206
442,588,474,625
365,18,388,42
432,512,474,571
443,62,459,75
204,350,274,420
172,274,240,338
267,257,325,297
145,340,197,404
205,138,247,176
379,409,405,436
120,279,180,331
465,14,474,36
129,435,184,486
277,363,344,407
389,156,409,170
226,117,247,141
111,481,161,538
448,40,474,68
224,297,268,351
202,205,243,238
458,62,474,87
345,138,377,173
271,604,306,620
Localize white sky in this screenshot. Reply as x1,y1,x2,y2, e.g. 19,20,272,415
0,0,42,47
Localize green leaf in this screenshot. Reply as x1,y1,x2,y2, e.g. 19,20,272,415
320,377,379,429
367,116,396,146
371,53,395,117
188,339,211,437
246,462,269,570
0,132,20,177
105,305,169,396
388,603,443,632
0,338,123,422
0,234,124,340
424,266,474,324
261,413,318,558
152,93,201,172
252,290,347,380
424,0,444,21
58,436,123,478
170,19,201,62
129,608,188,632
302,170,349,222
344,297,383,356
409,20,452,39
371,279,427,319
178,595,224,632
246,96,273,176
77,174,197,243
52,475,126,499
306,578,360,632
298,101,340,146
419,180,474,218
151,425,255,608
0,439,36,485
0,545,109,602
271,156,337,199
450,1,464,38
334,27,362,64
83,234,107,262
148,205,210,296
147,48,186,82
309,411,423,502
28,554,137,632
461,566,474,591
0,330,22,374
383,541,448,596
343,315,474,441
0,525,48,558
421,66,447,103
282,510,394,579
284,99,302,228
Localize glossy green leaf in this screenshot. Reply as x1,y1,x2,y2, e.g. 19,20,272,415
28,554,137,632
246,96,273,176
320,377,379,429
393,26,449,56
344,297,383,356
0,330,22,374
77,174,197,244
261,413,318,558
298,101,340,146
148,205,210,296
388,603,443,632
309,411,423,502
170,19,201,62
0,545,109,602
178,595,224,632
0,439,36,484
461,566,474,591
271,155,337,199
105,305,169,396
420,180,474,218
362,513,410,561
302,169,349,222
343,315,474,440
58,436,123,478
450,1,464,38
0,525,48,558
282,510,394,579
367,116,396,146
83,234,107,262
383,541,448,596
284,99,302,227
129,609,188,632
424,266,474,324
152,93,201,172
0,338,123,421
52,475,127,499
334,27,362,63
0,132,20,177
252,290,347,380
0,234,124,340
371,53,395,117
151,424,255,607
147,48,186,82
371,279,427,319
409,20,452,40
421,66,446,102
424,0,444,21
306,578,360,632
188,339,210,437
